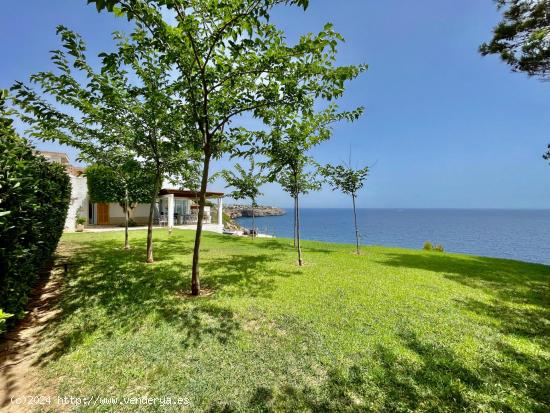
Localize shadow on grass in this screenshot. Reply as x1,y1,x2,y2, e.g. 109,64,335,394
33,234,291,366
376,251,550,304
201,253,296,298
377,251,549,343
34,231,308,366
217,234,336,254
207,328,547,412
203,252,550,412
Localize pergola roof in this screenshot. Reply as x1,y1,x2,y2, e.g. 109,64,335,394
158,188,224,198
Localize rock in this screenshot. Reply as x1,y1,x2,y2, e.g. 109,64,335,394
225,205,286,219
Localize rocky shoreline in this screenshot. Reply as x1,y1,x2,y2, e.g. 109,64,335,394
225,204,286,219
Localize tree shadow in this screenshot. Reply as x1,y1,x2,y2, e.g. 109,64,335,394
32,236,243,367
376,251,550,306
201,253,296,298
217,235,335,254
239,327,548,412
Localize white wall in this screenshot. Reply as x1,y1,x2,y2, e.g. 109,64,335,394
65,174,88,231
133,203,152,218
109,203,126,218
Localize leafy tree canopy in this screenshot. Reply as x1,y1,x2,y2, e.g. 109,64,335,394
480,0,550,80
86,162,155,206
320,163,369,198
11,25,198,178
221,159,266,206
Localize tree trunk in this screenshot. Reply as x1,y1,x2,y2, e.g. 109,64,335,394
191,151,211,296
352,194,360,255
296,193,303,266
252,202,256,240
146,173,161,263
293,196,297,248
124,186,130,250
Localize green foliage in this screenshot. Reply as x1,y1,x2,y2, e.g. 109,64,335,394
85,163,154,206
84,0,366,291
11,24,199,261
221,159,266,206
76,216,87,225
543,143,550,163
0,92,70,327
320,162,369,198
424,241,444,252
0,309,12,334
480,0,550,80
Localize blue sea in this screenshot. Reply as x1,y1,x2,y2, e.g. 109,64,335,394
236,208,550,265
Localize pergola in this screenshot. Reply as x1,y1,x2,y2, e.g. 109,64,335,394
158,188,224,228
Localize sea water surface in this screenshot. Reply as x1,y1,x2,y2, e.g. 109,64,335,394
236,208,550,265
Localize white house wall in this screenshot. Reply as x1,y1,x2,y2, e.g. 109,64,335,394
108,203,125,218
133,204,151,218
65,174,88,231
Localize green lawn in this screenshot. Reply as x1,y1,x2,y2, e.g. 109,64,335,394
35,230,549,412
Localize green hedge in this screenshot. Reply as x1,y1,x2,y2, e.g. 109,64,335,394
0,93,70,331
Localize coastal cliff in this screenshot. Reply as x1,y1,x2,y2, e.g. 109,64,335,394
225,204,286,219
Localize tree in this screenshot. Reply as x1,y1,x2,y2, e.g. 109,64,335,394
480,0,550,80
543,143,550,161
320,162,369,255
86,161,154,249
89,0,367,294
1,90,70,329
278,166,321,264
255,105,362,265
11,25,198,263
221,159,266,239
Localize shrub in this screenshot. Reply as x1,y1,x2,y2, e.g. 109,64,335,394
434,244,445,253
117,218,138,227
423,241,433,251
0,91,70,329
76,216,87,225
0,310,12,334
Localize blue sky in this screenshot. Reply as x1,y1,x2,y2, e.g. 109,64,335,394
1,0,548,208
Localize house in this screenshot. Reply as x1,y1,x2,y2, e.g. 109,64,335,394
38,151,225,232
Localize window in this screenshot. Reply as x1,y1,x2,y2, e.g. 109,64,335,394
175,199,188,216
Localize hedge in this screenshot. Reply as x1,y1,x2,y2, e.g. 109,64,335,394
0,92,71,332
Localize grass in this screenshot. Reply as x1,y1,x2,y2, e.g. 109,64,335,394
30,229,549,412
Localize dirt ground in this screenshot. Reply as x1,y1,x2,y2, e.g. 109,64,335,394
0,254,68,413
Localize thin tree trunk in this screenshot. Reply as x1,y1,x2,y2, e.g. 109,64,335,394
252,202,256,240
296,193,303,266
124,186,130,250
191,151,211,296
293,196,297,247
146,172,161,263
352,194,360,255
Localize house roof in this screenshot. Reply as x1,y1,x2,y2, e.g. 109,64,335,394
67,165,86,176
37,151,70,164
158,188,224,198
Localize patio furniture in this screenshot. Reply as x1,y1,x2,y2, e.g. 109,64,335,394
158,214,168,227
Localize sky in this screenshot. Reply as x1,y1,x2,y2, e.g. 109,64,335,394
1,0,548,208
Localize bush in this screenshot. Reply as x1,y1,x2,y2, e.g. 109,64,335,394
76,216,87,225
0,310,12,334
423,241,433,251
434,244,445,253
0,92,70,329
117,218,138,227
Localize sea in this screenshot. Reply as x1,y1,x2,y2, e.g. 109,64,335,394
235,208,550,265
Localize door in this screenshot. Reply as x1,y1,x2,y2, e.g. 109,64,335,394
97,203,110,225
